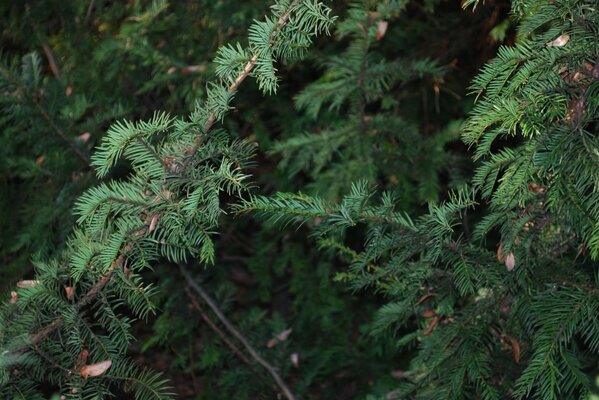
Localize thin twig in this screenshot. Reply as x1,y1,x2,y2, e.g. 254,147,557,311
42,43,61,80
184,286,251,365
183,0,300,164
84,0,96,26
179,264,296,400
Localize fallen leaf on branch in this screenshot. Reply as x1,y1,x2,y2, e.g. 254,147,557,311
497,240,505,263
148,214,159,233
546,34,569,47
266,328,293,348
64,286,74,301
290,353,299,368
80,360,112,378
17,280,39,288
182,65,207,75
376,20,388,41
390,370,410,379
505,252,516,272
78,132,92,144
510,337,520,363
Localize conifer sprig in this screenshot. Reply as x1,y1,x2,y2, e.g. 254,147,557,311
0,1,334,398
237,0,599,397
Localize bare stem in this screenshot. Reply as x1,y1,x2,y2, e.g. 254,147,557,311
179,264,296,400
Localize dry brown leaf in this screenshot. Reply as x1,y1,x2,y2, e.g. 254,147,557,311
267,328,293,348
78,132,92,144
505,252,516,272
64,286,74,301
35,155,46,165
80,360,112,378
276,328,292,341
497,240,505,263
421,310,435,318
182,65,207,75
546,34,570,47
148,214,159,233
76,349,89,371
65,86,73,97
376,20,388,41
510,337,520,363
390,370,410,379
17,280,38,288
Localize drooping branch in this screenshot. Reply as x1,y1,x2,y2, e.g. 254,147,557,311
7,0,304,360
184,0,300,159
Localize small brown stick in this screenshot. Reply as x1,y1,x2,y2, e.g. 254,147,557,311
42,43,61,80
84,0,96,26
184,285,251,365
179,264,296,400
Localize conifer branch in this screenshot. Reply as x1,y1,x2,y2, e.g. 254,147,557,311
184,0,301,160
0,63,90,164
5,0,332,390
33,100,91,164
29,244,131,347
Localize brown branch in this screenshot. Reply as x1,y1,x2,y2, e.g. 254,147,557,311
184,286,251,365
179,264,296,400
42,43,61,80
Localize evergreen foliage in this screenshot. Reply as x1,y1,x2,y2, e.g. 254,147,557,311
1,1,334,398
239,0,599,398
1,0,597,399
270,0,461,203
0,0,268,288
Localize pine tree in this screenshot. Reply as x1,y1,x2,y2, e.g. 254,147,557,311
0,1,334,398
238,0,599,398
